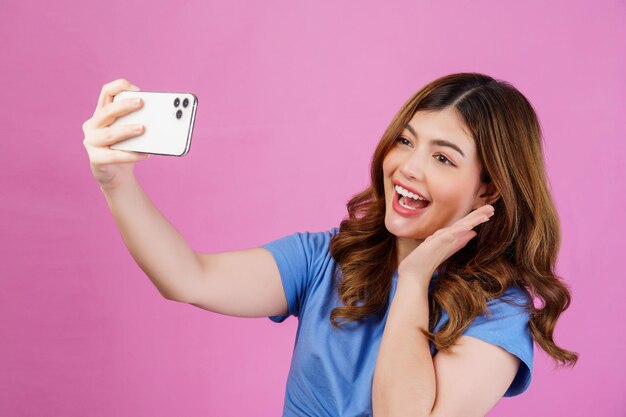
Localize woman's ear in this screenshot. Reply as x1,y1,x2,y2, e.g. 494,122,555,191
475,181,500,207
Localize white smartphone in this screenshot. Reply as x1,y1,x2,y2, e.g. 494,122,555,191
109,90,198,157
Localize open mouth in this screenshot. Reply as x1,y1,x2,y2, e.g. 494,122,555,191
395,188,430,210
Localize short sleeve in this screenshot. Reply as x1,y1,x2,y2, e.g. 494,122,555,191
258,228,338,323
462,286,534,397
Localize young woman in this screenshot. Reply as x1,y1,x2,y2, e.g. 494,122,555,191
82,72,578,417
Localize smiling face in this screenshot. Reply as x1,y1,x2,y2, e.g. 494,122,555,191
382,107,493,264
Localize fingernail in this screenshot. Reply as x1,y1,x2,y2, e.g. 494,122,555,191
130,84,140,91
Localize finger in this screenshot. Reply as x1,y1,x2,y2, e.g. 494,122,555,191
96,78,140,109
457,214,491,232
425,226,473,251
454,205,495,230
457,230,478,246
110,149,150,163
453,224,472,234
112,149,150,163
450,222,477,237
92,97,143,128
471,205,494,219
91,146,150,164
94,122,145,147
96,78,140,110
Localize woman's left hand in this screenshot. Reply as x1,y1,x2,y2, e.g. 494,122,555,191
397,204,496,286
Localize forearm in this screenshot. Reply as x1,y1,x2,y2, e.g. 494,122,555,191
100,176,202,301
372,275,435,417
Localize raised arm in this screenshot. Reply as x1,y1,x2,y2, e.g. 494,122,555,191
83,78,288,318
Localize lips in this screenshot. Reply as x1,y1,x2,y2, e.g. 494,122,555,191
392,187,430,216
392,180,429,202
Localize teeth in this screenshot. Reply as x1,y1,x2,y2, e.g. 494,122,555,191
399,196,417,210
394,185,427,201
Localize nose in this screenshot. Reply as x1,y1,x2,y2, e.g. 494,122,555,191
398,151,427,181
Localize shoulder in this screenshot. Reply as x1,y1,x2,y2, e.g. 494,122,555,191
431,283,534,397
485,285,531,317
259,226,339,253
465,285,532,350
463,285,534,397
260,226,340,323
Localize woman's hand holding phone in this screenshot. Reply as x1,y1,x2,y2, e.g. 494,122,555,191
82,78,150,190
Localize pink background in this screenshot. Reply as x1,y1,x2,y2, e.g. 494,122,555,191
1,1,624,416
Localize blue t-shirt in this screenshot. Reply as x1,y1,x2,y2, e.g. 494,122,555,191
259,227,533,417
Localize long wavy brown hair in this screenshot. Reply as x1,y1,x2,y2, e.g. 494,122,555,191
328,72,578,368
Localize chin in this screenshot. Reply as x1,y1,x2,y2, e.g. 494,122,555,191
384,212,423,240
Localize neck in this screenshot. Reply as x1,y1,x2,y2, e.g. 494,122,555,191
395,236,423,267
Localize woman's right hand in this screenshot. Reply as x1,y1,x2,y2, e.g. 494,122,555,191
82,78,150,190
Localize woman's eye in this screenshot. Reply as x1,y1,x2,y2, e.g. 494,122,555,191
395,136,411,146
434,154,455,166
395,137,455,167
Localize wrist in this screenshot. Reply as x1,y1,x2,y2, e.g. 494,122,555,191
397,271,431,294
99,174,138,195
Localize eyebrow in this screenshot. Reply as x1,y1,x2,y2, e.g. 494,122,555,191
404,124,466,158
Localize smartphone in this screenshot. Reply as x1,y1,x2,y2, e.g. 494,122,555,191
109,90,198,157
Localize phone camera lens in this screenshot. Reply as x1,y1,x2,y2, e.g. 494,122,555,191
174,98,180,107
182,98,189,108
176,109,183,119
